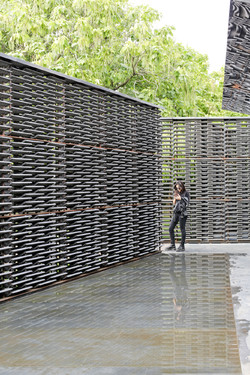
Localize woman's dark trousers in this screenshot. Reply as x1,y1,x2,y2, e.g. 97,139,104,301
169,213,187,246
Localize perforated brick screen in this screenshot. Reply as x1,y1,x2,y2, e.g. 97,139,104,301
162,117,250,242
0,54,162,301
223,0,250,115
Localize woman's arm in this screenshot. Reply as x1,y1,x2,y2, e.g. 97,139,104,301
181,191,190,207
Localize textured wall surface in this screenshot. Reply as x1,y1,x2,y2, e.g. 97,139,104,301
223,0,250,115
162,117,250,243
0,54,162,301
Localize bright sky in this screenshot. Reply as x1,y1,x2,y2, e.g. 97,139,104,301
131,0,231,72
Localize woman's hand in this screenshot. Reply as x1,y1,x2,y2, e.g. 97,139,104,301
173,194,181,204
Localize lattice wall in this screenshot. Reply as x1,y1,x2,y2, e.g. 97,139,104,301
0,54,162,301
223,0,250,115
162,117,250,243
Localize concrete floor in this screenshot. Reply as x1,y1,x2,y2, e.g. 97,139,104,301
0,243,249,374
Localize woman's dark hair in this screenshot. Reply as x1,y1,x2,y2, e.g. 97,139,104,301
174,180,186,193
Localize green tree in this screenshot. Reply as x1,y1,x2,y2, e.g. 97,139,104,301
0,0,244,116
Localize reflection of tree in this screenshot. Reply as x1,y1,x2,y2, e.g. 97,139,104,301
169,254,189,322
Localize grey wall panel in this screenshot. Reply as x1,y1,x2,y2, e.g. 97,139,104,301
223,0,250,114
162,117,250,242
0,54,162,301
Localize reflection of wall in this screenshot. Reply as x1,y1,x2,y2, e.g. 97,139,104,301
0,53,161,301
162,117,250,242
0,253,242,373
161,253,241,373
223,0,250,115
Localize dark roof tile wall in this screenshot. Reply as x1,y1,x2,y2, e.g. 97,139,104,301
223,0,250,115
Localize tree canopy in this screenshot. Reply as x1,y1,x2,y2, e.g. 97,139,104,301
0,0,243,116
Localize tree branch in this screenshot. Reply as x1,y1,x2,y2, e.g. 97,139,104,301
112,71,137,90
112,55,140,91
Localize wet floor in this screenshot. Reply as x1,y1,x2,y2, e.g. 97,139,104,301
230,252,250,375
0,250,247,375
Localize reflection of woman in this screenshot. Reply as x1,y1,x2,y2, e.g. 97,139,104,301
169,254,189,322
167,181,190,252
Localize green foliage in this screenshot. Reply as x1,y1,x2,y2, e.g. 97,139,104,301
0,0,244,116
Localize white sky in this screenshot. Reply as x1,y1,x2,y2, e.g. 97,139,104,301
131,0,231,72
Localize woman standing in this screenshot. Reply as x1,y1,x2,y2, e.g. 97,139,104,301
167,181,190,252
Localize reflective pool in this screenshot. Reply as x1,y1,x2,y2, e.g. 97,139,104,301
0,253,242,374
